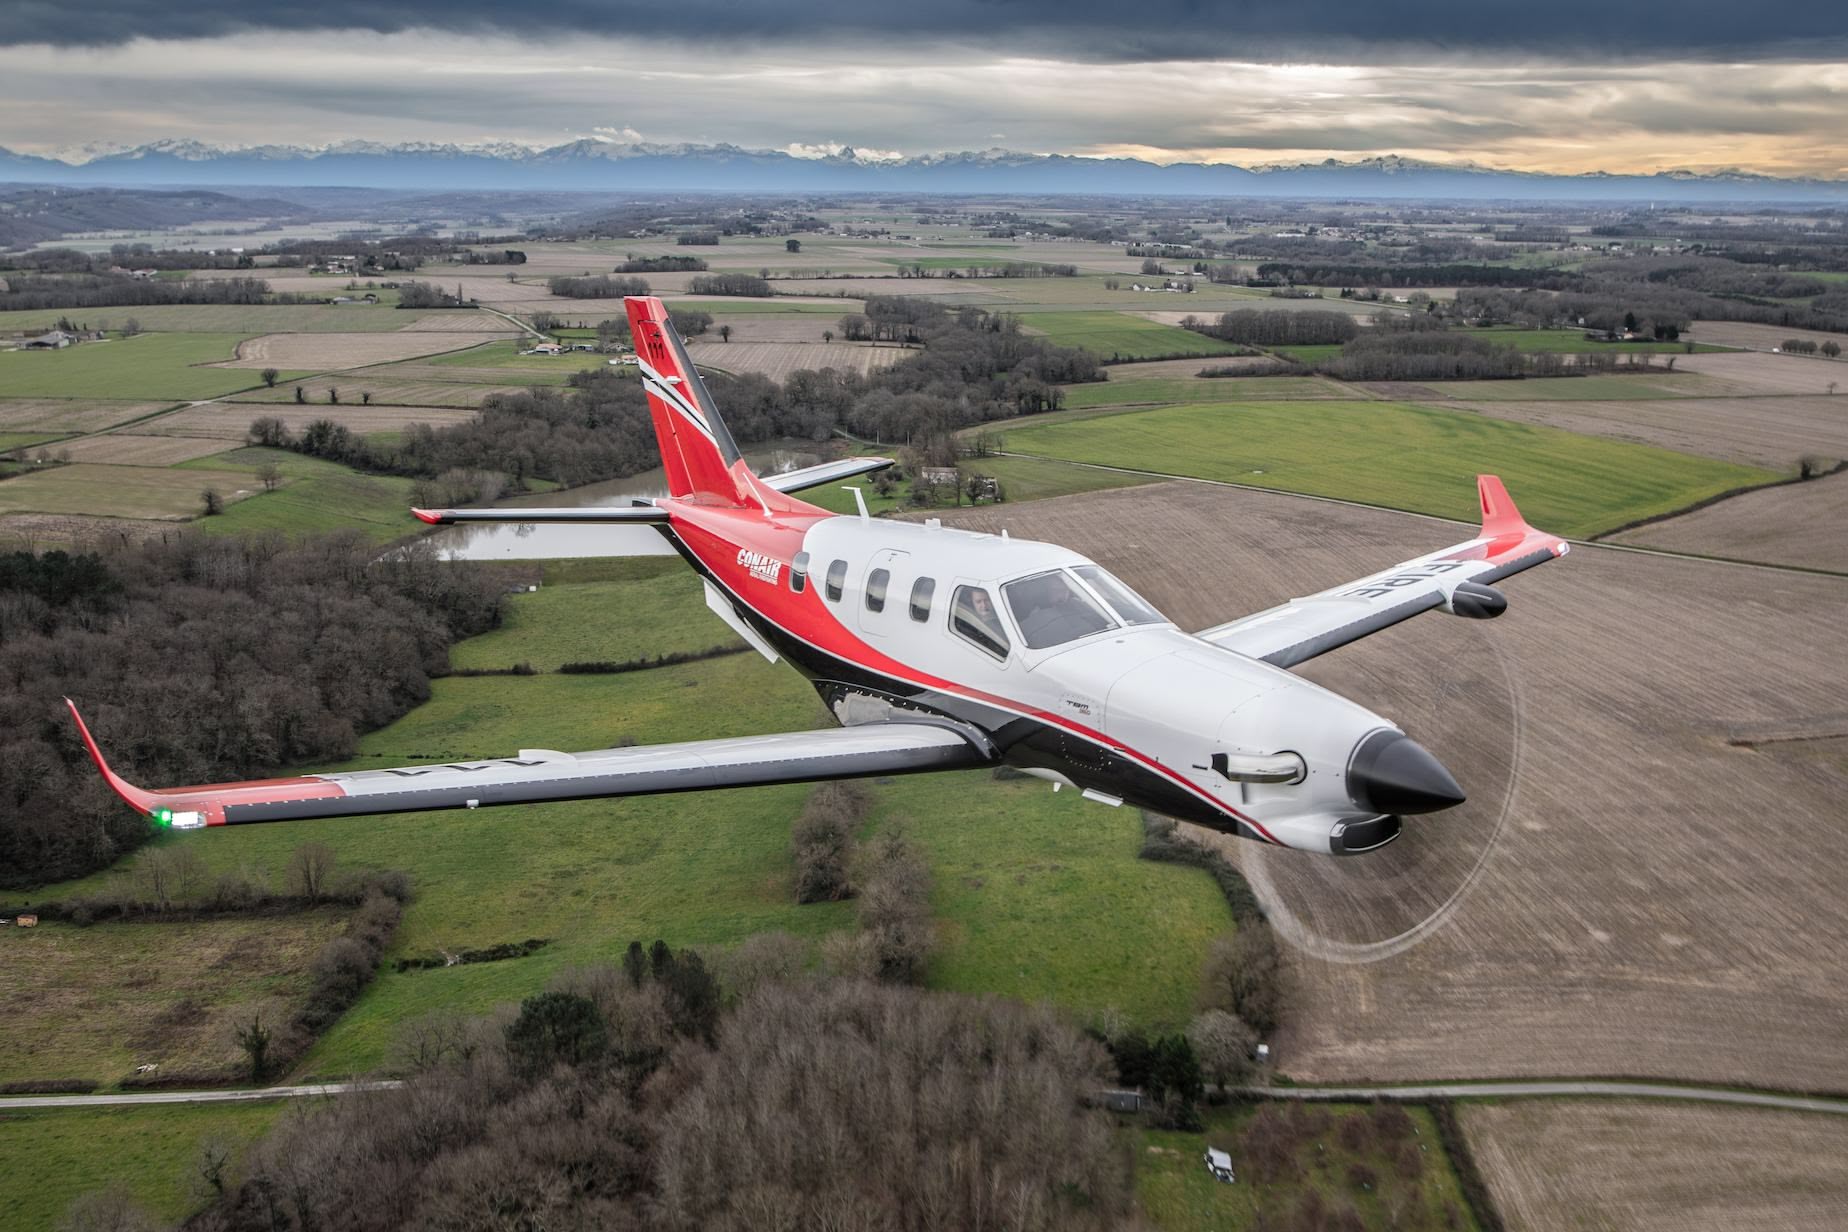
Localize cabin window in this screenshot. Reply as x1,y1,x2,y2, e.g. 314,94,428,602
865,568,890,613
909,577,935,622
1073,565,1165,626
789,551,810,594
1002,570,1116,649
825,559,848,603
950,585,1009,660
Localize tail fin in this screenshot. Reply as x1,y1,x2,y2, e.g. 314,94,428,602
626,296,747,502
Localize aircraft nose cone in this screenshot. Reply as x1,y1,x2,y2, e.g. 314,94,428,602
1347,730,1466,816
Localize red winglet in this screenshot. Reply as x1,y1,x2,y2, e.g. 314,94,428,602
65,698,158,816
1476,475,1531,538
411,508,444,525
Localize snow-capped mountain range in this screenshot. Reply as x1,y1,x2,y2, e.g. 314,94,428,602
2,139,1843,201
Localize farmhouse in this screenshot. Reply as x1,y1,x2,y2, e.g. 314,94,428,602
24,330,77,349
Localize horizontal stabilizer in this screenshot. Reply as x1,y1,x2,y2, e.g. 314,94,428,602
760,456,893,495
412,506,670,526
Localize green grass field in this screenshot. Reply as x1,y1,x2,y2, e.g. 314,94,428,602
1272,329,1722,366
0,461,265,520
181,448,423,541
422,339,603,374
0,1103,283,1231
1019,312,1247,361
965,454,1159,503
451,557,744,671
999,399,1780,537
0,334,309,401
0,431,59,451
1059,377,1342,409
1136,1103,1481,1232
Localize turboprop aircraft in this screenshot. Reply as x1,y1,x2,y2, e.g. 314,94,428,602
70,296,1568,856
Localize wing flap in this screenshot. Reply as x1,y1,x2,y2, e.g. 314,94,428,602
1196,476,1568,669
68,700,990,828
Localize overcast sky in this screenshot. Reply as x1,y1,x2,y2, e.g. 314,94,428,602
2,2,1844,175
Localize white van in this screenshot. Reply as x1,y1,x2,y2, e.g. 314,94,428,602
1204,1148,1235,1184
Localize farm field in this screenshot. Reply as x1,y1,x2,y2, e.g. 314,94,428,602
1395,373,1724,401
55,433,233,466
0,334,307,400
0,304,448,334
217,331,506,369
397,310,524,333
1137,1102,1480,1232
0,1103,282,1232
181,448,423,541
1670,350,1848,396
422,339,600,372
0,461,265,519
683,339,908,378
229,376,525,407
957,454,1160,503
1687,319,1848,353
0,398,172,434
1463,1101,1848,1232
0,909,350,1086
1466,327,1724,355
1095,356,1286,381
935,484,1848,1091
1611,470,1848,572
1018,311,1248,361
997,399,1778,538
1453,395,1848,472
148,401,476,441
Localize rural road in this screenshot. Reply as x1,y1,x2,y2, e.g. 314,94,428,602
6,1078,1846,1116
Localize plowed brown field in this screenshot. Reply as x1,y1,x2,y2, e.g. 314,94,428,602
1454,396,1848,471
1464,1101,1848,1232
935,482,1848,1090
148,403,476,440
218,332,504,369
682,341,908,378
56,434,233,465
1612,471,1848,572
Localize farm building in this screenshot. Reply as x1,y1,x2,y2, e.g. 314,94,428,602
24,330,77,349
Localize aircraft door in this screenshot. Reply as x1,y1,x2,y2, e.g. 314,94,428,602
857,549,909,637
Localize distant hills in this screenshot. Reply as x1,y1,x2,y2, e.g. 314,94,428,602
3,139,1845,201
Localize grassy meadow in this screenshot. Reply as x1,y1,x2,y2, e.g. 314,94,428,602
1019,311,1248,361
0,333,308,401
0,1103,284,1232
998,399,1781,537
181,447,424,541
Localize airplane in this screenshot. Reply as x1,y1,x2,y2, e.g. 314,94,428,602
69,295,1568,857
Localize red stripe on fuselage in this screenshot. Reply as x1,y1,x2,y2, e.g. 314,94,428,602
665,502,1284,845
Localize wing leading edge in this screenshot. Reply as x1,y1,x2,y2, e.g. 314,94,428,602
67,700,992,830
1195,475,1568,669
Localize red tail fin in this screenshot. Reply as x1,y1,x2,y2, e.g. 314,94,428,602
626,296,746,502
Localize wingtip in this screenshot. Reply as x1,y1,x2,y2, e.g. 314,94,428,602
64,698,155,816
411,508,444,525
1476,474,1531,538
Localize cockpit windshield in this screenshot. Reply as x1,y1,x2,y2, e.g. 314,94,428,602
1073,566,1166,626
1002,570,1117,649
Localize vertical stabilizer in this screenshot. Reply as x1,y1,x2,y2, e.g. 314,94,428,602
626,296,747,502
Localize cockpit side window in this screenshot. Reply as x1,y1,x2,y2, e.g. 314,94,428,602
1073,565,1166,626
950,585,1009,660
1002,570,1116,649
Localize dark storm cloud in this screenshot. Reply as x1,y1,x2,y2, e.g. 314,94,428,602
2,0,1841,59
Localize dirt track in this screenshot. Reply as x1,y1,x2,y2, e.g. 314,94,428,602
1464,1100,1848,1232
936,482,1848,1090
1611,470,1848,572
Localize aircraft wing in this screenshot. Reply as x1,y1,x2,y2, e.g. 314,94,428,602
1195,476,1569,670
67,700,992,830
413,505,669,526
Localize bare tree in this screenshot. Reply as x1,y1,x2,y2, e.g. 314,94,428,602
287,841,337,902
1188,1009,1258,1089
199,488,223,517
717,324,733,343
234,1011,273,1082
257,461,283,492
1201,927,1286,1035
261,367,280,388
57,1184,160,1232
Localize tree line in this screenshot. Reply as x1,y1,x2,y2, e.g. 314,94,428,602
0,274,271,312
143,948,1129,1232
545,274,652,299
0,535,505,888
1184,309,1360,347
